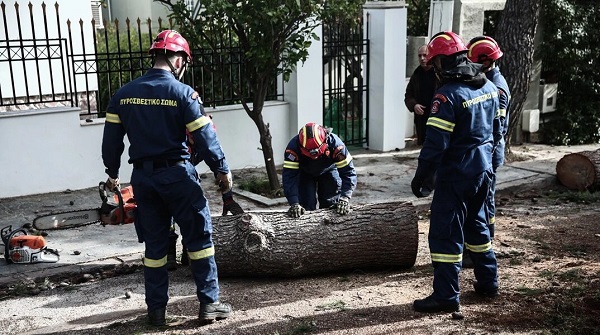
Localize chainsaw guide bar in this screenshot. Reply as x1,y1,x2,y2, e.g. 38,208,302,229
32,209,102,230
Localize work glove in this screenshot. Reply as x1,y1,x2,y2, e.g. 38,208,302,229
287,203,305,218
411,176,430,198
105,176,120,192
216,171,233,193
222,190,245,216
336,196,350,215
411,162,436,198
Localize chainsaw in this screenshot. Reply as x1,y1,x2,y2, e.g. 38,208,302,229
32,182,136,230
1,225,60,263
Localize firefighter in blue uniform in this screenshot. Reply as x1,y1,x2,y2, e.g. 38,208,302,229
467,36,511,240
102,30,231,326
411,31,501,313
282,122,357,218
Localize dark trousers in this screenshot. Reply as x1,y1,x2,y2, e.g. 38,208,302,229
414,114,428,145
131,161,219,311
428,169,498,303
298,169,341,210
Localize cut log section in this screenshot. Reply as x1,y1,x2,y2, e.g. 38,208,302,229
212,201,419,277
556,150,600,191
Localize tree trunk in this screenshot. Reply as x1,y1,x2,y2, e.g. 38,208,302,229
495,0,542,152
246,78,281,191
212,201,419,277
556,149,600,191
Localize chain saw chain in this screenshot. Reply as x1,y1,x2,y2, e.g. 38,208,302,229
32,182,135,231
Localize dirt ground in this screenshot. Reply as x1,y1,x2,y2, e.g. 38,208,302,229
1,153,600,334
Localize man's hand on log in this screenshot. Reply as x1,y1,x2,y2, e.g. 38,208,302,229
288,203,305,218
336,197,350,215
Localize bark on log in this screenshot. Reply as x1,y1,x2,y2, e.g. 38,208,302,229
212,201,418,277
556,149,600,191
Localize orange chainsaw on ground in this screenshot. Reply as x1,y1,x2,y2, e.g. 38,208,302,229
32,182,136,231
1,225,60,263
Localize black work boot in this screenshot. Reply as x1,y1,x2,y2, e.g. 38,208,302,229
148,307,166,326
473,281,499,298
199,301,232,323
167,234,178,271
413,295,459,313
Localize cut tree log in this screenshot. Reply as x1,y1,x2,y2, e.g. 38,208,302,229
556,149,600,191
212,201,418,277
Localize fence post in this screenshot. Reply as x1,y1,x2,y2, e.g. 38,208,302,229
363,1,407,151
283,24,324,136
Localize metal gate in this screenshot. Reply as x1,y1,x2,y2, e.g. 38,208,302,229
322,16,369,146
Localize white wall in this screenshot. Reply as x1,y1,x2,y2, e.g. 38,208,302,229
0,102,290,198
364,2,408,151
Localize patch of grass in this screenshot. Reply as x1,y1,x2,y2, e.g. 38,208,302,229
316,300,347,311
509,258,523,266
274,319,317,335
564,244,588,257
543,298,600,335
539,269,555,279
238,176,284,198
516,286,545,296
545,189,600,204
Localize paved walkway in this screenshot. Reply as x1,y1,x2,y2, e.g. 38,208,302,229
1,143,598,286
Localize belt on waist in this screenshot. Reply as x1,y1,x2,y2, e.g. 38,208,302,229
133,159,186,169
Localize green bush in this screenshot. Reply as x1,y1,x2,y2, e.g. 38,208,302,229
540,0,600,145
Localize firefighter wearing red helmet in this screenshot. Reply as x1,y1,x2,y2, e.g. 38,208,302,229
467,36,511,243
149,29,192,80
282,122,357,218
411,31,500,313
102,29,232,326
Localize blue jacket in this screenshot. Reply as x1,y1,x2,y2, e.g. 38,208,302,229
102,69,228,178
486,67,511,168
282,132,357,205
418,77,501,181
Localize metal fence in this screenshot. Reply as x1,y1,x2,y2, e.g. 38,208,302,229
0,2,282,119
322,14,369,146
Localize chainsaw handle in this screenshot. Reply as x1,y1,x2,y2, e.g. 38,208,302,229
114,186,125,225
98,181,125,225
98,181,109,204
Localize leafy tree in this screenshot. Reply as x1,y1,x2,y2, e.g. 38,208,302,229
95,20,153,115
153,0,363,191
539,0,600,145
494,0,542,152
406,0,429,36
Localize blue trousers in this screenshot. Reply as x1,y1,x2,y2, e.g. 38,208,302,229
428,169,498,304
131,161,219,311
298,169,341,210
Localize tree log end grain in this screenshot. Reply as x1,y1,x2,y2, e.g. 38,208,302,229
556,151,600,191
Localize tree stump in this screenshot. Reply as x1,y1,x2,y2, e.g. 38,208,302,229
556,149,600,191
212,201,418,277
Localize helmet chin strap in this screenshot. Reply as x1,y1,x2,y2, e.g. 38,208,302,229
165,57,186,81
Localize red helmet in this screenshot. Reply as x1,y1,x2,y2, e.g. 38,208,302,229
426,31,467,65
298,123,328,159
149,30,192,63
467,36,503,63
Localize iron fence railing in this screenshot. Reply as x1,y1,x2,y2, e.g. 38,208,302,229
0,2,282,119
322,14,369,146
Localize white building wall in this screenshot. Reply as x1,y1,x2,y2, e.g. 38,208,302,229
364,1,408,151
0,102,289,198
